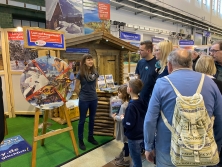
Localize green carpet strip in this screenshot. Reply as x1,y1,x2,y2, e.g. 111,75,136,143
1,116,113,167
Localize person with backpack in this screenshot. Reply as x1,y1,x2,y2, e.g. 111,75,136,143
144,49,222,167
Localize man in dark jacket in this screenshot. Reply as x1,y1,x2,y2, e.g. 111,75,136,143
0,77,5,143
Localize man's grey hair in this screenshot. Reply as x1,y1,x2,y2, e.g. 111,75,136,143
167,49,192,68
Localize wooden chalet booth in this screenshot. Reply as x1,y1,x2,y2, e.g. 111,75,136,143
62,31,138,85
59,32,138,136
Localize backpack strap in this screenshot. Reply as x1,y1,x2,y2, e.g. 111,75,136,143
164,76,182,97
160,111,173,133
196,74,205,94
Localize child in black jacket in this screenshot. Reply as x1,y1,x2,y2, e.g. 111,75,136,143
121,79,147,167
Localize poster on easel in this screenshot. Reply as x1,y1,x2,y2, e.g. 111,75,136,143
105,74,114,88
20,56,74,110
8,32,38,71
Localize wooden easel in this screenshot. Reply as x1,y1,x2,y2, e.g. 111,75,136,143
31,106,79,167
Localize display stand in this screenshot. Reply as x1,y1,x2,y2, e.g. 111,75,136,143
94,91,117,136
31,106,79,167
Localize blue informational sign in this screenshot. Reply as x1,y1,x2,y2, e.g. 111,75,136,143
65,48,90,53
0,135,32,162
120,31,141,41
152,37,165,44
179,40,194,45
26,29,65,49
203,31,211,37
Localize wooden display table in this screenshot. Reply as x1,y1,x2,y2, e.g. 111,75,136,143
94,91,117,136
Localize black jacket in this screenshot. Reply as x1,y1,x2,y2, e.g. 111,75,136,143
0,77,5,142
122,98,147,140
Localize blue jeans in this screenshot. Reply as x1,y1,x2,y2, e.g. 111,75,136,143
156,149,208,167
128,139,143,167
78,99,97,140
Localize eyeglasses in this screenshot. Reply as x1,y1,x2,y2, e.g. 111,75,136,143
210,49,222,53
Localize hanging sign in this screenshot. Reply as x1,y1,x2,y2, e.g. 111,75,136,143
23,27,66,50
120,31,141,41
203,31,211,37
152,37,164,44
98,2,110,20
179,40,194,45
65,48,90,54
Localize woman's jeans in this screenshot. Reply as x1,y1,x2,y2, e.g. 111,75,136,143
128,139,143,167
78,99,97,140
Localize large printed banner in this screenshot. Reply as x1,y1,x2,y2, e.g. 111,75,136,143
120,31,141,41
179,40,195,51
8,32,38,71
23,28,65,50
45,0,84,39
152,37,164,44
83,0,110,34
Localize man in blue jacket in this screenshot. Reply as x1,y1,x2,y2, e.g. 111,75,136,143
144,49,222,166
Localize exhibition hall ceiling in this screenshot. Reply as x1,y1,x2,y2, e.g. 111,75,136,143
111,0,222,35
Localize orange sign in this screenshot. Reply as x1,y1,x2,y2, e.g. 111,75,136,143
98,2,110,20
8,32,24,40
29,30,62,44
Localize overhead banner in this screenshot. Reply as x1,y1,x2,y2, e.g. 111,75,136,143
179,40,195,51
23,27,65,50
8,31,38,71
45,0,84,39
203,31,211,37
83,0,110,34
179,40,194,45
120,31,141,41
152,37,164,44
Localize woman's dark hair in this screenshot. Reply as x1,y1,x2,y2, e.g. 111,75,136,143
118,85,130,102
54,58,62,62
79,54,97,78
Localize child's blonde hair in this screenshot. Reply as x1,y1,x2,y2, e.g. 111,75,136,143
118,85,130,102
128,79,143,95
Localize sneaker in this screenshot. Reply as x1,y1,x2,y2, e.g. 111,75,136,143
79,140,86,150
115,157,130,167
114,150,124,161
88,136,98,145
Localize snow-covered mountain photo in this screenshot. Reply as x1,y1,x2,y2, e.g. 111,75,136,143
46,0,84,39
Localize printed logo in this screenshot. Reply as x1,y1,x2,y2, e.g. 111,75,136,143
35,40,46,46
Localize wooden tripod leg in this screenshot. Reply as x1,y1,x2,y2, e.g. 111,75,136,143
32,109,40,167
64,108,79,156
41,110,49,146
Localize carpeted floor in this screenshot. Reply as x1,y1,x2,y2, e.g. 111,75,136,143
1,116,113,167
